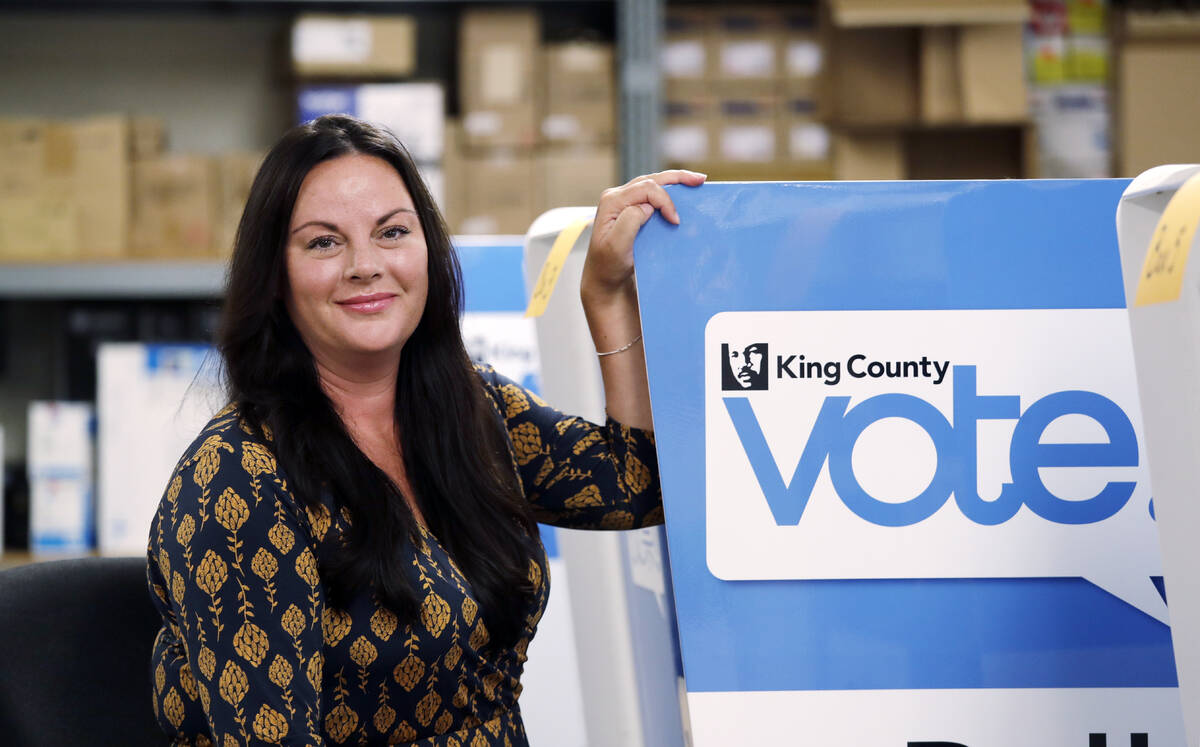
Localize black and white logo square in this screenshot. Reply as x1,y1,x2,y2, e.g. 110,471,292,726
722,342,769,391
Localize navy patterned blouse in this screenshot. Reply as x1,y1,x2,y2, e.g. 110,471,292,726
146,365,664,746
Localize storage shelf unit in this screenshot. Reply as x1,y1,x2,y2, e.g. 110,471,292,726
0,262,226,299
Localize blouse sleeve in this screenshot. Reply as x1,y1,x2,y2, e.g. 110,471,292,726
479,365,665,530
150,425,327,746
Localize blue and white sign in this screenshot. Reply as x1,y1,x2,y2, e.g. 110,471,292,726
635,181,1185,745
458,237,543,395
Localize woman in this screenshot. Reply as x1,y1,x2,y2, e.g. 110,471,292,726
146,114,704,746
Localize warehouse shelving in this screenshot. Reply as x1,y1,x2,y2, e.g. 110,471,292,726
0,262,225,299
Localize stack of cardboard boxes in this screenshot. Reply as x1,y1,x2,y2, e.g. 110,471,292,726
662,1,1033,181
827,0,1031,180
132,150,263,259
662,6,833,180
1115,8,1200,178
291,14,446,208
451,7,618,235
290,10,616,236
0,115,261,262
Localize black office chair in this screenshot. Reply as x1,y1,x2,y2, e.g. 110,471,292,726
0,556,166,746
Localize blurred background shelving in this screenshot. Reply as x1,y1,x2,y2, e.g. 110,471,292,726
2,0,1200,558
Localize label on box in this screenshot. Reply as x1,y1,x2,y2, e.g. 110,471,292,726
721,41,775,78
542,114,583,141
560,45,607,73
1029,34,1067,85
464,111,503,137
1134,172,1200,307
721,125,775,162
293,18,372,64
481,44,524,105
787,40,823,77
790,123,831,161
1065,34,1108,83
663,124,709,163
662,40,706,78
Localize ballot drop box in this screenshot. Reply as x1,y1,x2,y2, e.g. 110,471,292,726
635,180,1186,746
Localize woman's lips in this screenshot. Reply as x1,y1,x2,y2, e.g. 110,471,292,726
337,293,396,313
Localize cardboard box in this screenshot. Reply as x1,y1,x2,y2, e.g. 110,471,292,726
456,148,538,235
715,98,779,163
72,116,131,259
0,121,74,260
0,194,78,261
829,27,919,125
215,152,263,258
830,0,1029,27
919,24,1027,124
131,117,167,160
834,131,905,180
663,7,711,97
920,26,963,123
460,9,541,149
298,82,445,162
538,145,618,215
131,155,218,258
542,42,615,145
0,119,55,197
0,116,130,261
711,8,783,98
291,14,416,78
960,24,1028,121
662,97,714,166
27,401,94,554
1117,16,1200,176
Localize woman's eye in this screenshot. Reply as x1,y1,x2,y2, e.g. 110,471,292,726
381,225,411,240
307,236,337,250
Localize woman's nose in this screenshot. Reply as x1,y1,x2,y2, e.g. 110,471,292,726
343,240,383,281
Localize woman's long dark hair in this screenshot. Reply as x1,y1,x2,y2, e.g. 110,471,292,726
218,114,537,647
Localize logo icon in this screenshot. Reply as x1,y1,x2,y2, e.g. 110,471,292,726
722,342,769,391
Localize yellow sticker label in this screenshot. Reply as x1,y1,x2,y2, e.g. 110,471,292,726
1135,171,1200,307
524,218,592,318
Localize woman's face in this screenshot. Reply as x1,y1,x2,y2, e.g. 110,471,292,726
285,153,429,371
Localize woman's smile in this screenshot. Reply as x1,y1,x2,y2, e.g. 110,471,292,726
337,292,398,314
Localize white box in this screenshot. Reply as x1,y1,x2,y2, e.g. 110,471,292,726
27,401,94,553
1030,85,1110,179
297,83,445,162
98,343,223,556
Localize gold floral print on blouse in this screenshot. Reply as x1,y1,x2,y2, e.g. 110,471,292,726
147,366,663,746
